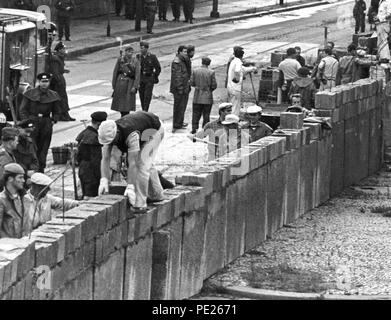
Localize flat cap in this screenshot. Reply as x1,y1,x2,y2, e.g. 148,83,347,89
246,105,263,113
1,127,19,141
222,114,240,125
98,120,117,145
37,72,52,80
91,111,108,122
54,41,65,51
31,172,53,186
218,102,233,111
140,41,149,48
4,163,25,175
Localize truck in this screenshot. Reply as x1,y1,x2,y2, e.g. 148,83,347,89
0,8,55,122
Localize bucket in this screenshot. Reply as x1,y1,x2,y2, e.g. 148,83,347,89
52,146,70,165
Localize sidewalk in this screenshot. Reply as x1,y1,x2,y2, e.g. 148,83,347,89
62,0,324,58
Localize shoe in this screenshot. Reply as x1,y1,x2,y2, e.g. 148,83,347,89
172,128,177,133
163,18,168,21
65,38,71,41
189,19,193,24
147,31,154,34
190,129,196,134
181,122,188,128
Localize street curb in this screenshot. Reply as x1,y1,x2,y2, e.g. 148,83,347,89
67,0,329,59
222,286,391,300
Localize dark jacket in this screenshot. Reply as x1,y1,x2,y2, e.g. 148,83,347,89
190,66,217,104
14,0,35,10
14,133,39,173
288,77,317,110
0,188,29,239
241,121,274,143
55,0,75,18
137,52,161,82
170,54,190,94
297,55,306,67
49,53,69,111
353,0,366,17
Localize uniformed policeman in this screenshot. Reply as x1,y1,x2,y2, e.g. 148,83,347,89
144,0,157,33
137,41,161,112
158,0,169,20
19,73,62,173
55,0,75,41
183,0,194,23
76,111,108,199
241,105,273,143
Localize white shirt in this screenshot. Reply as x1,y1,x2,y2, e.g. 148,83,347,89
227,57,254,93
378,0,391,22
278,58,301,81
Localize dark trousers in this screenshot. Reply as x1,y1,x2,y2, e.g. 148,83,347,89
355,15,365,33
57,16,71,40
192,103,212,132
173,92,188,128
145,5,156,32
115,0,123,15
158,0,168,19
171,0,181,19
31,118,53,172
139,78,155,111
183,0,194,21
125,0,136,19
281,79,293,103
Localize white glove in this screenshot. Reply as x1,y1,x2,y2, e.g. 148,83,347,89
124,184,136,206
0,113,6,124
98,177,109,195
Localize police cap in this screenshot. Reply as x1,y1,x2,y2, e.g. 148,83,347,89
54,41,65,51
37,72,52,81
140,41,149,48
91,111,108,123
1,127,19,141
4,163,25,175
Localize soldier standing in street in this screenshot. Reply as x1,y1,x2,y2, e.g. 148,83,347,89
111,45,141,117
170,45,190,132
55,0,75,41
137,41,161,112
190,56,217,134
183,0,194,23
19,73,61,173
76,111,108,199
170,0,181,21
115,0,123,16
50,42,75,121
125,0,136,19
145,0,157,34
158,0,169,20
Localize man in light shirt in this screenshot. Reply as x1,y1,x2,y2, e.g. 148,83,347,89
227,47,257,115
317,48,339,91
278,48,301,103
375,0,391,82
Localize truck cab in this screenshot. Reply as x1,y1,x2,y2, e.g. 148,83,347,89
0,8,54,121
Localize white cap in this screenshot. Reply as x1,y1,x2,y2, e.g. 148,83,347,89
246,105,263,113
31,173,53,186
98,120,117,145
218,102,233,111
222,114,240,125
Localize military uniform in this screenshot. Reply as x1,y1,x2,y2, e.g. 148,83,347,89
158,0,169,20
170,0,181,21
115,0,123,16
55,0,75,41
183,0,194,22
144,0,157,33
137,51,161,112
19,82,61,173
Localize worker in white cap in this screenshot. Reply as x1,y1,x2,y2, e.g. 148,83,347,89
219,114,250,157
241,104,273,143
189,102,233,161
98,111,165,213
0,163,29,238
24,172,79,229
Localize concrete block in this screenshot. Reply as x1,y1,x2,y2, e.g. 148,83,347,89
280,112,304,129
344,101,359,120
162,189,186,218
342,86,352,104
368,108,382,175
179,209,207,299
344,116,360,187
203,190,227,279
38,224,75,257
31,230,65,264
94,249,124,300
176,185,205,212
316,136,332,206
58,208,98,243
46,218,83,252
11,279,25,300
357,112,370,181
54,268,93,300
102,225,123,258
179,172,214,196
74,203,109,235
225,182,245,264
284,149,301,224
0,261,12,295
151,199,174,228
249,141,271,164
134,207,157,240
86,195,125,229
245,167,268,250
261,136,286,160
124,235,153,300
330,121,345,197
299,141,318,215
300,127,311,145
267,157,286,235
315,91,337,109
29,235,59,269
303,123,321,141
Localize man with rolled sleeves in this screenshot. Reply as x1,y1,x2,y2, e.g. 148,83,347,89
76,111,108,199
145,0,157,34
19,73,62,173
137,41,161,112
0,163,28,239
98,111,165,213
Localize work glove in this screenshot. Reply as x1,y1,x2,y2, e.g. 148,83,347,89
98,177,109,195
0,113,6,124
124,184,136,206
